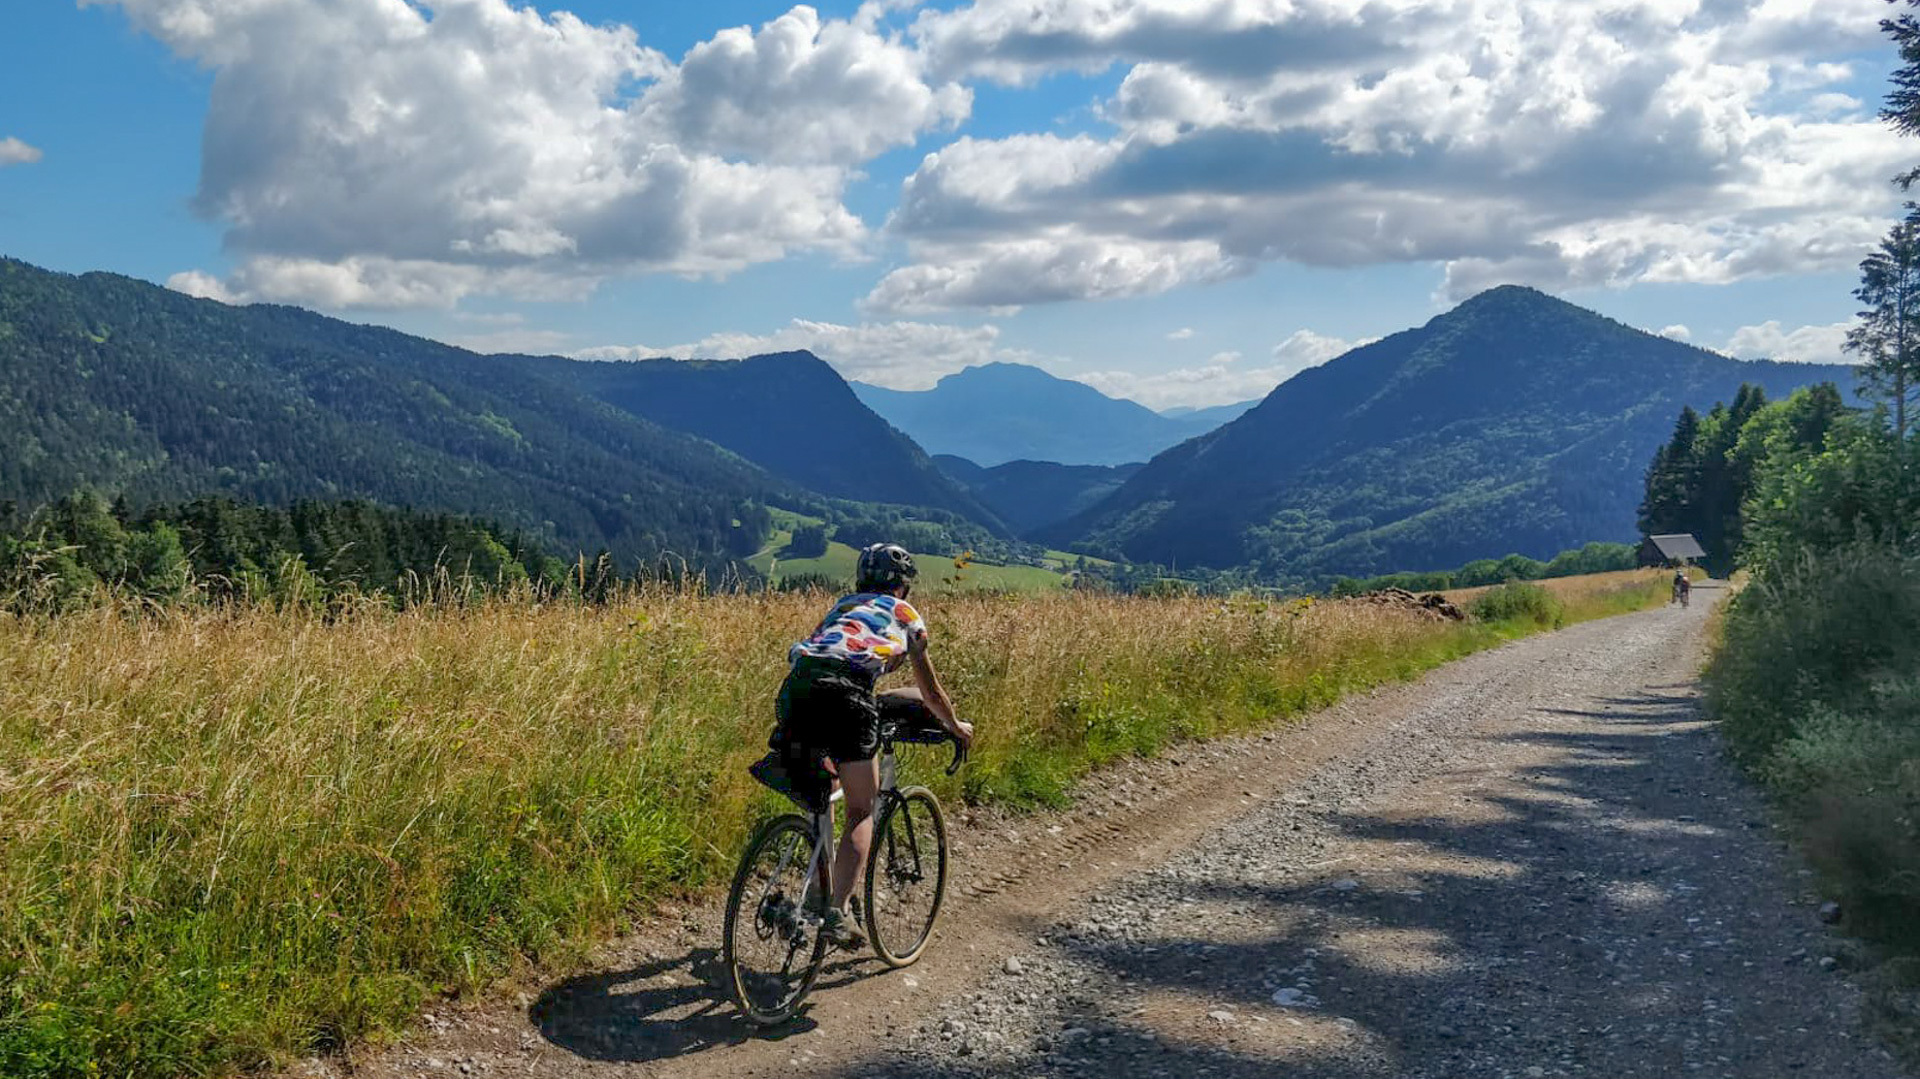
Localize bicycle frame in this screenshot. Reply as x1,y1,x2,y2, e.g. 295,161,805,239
726,728,962,1022
788,748,910,920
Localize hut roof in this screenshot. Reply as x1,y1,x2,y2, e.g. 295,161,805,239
1646,534,1707,561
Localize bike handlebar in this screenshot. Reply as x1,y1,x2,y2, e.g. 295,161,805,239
879,719,969,776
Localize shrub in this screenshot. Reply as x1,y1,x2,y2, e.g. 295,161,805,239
1706,543,1920,766
1706,544,1920,950
1469,581,1564,628
1766,686,1920,945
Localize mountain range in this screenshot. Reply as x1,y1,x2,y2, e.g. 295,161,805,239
1,255,1864,583
0,258,999,566
1043,286,1856,579
853,364,1256,467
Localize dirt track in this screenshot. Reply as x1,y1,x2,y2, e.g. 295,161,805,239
322,581,1909,1079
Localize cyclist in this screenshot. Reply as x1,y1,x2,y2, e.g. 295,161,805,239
766,542,972,951
1672,567,1691,606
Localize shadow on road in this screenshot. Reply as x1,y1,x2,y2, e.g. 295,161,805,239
530,945,880,1063
845,686,1875,1078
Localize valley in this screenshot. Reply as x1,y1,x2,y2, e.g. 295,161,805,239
0,257,1858,593
7,5,1914,1078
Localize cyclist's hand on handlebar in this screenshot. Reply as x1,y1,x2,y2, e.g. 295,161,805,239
947,718,974,752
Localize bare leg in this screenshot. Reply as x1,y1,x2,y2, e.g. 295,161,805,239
830,756,879,909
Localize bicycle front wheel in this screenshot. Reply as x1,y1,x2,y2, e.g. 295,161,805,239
723,814,828,1025
863,786,949,967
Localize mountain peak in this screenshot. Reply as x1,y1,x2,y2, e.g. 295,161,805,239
1047,288,1855,580
935,361,1080,390
853,362,1232,467
1444,284,1585,321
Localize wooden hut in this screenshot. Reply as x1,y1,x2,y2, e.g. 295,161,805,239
1640,533,1707,567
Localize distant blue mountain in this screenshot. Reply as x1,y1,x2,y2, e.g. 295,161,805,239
1159,400,1260,426
853,363,1245,466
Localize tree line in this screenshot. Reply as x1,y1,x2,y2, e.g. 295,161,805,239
1637,382,1849,576
0,491,750,612
1670,1,1920,978
1328,542,1641,596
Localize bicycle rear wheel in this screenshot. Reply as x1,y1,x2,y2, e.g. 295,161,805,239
863,786,948,967
723,814,829,1025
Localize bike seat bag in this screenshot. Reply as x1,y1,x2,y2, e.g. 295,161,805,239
750,733,833,814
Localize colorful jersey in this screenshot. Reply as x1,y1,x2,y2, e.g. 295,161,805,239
790,593,928,678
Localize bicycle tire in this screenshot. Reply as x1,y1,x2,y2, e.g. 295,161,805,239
863,786,948,968
723,814,829,1025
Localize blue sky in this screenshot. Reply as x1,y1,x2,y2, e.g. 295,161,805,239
0,0,1908,408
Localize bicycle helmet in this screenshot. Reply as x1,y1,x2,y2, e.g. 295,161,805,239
856,542,918,592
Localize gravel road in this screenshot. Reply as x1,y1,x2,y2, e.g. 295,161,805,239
335,582,1908,1079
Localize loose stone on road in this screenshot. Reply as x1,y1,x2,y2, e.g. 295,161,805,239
865,581,1906,1078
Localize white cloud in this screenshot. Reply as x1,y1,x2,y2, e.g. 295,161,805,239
1077,328,1367,408
94,0,966,309
0,137,43,167
1271,328,1360,370
440,328,576,355
1167,327,1195,340
576,318,1006,388
1723,319,1856,364
865,231,1246,314
166,270,234,303
1659,324,1692,342
874,0,1906,312
94,0,1911,318
638,6,969,166
1078,363,1272,410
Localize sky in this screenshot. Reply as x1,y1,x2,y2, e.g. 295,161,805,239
0,0,1910,409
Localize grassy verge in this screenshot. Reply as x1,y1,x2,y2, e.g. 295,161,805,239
1701,546,1920,1064
0,572,1670,1077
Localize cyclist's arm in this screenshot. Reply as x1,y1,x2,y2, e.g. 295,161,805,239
907,638,970,747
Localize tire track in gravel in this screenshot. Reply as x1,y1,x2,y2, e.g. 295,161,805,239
319,582,1908,1079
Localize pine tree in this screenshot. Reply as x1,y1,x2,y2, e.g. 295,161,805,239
1847,208,1920,442
1884,0,1920,187
1639,406,1701,537
1697,385,1768,573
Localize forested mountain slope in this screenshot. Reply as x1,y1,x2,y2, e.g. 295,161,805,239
933,455,1143,535
522,351,1004,531
0,258,786,564
854,363,1234,466
1045,286,1855,580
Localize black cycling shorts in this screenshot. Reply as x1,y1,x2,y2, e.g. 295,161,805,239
775,656,883,765
757,660,949,812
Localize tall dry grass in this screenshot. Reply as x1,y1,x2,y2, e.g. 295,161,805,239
0,577,1667,1077
1439,567,1677,611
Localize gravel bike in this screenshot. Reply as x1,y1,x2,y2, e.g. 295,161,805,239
724,713,965,1025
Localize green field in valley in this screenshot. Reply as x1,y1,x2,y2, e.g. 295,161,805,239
748,510,1076,593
